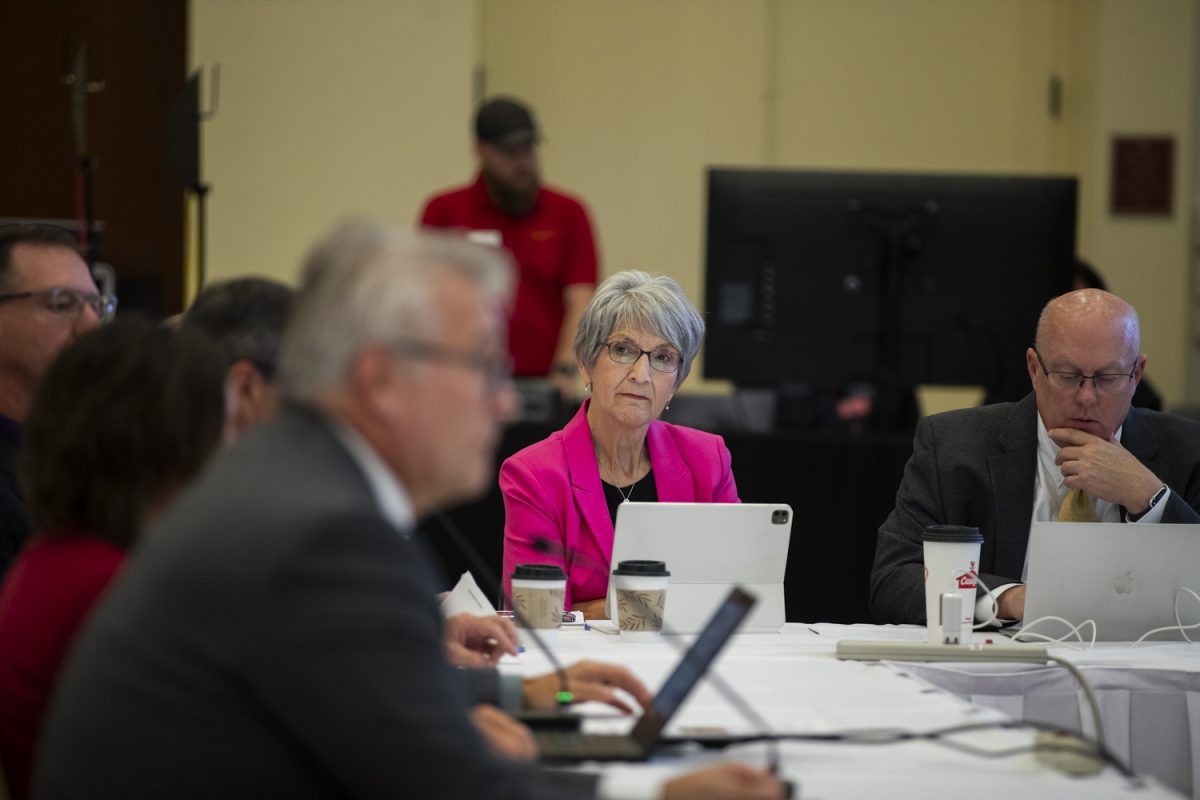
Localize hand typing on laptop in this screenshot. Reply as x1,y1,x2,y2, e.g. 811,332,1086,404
445,614,653,712
522,660,652,713
470,704,538,762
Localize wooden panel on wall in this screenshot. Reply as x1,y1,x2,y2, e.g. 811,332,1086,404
0,0,186,316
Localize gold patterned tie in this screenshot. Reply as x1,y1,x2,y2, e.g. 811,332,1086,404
1057,488,1099,522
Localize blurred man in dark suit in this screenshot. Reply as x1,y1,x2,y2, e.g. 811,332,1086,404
36,222,784,800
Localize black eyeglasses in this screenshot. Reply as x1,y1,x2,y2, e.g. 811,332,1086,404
1033,347,1136,394
602,340,682,374
0,287,118,322
391,340,514,389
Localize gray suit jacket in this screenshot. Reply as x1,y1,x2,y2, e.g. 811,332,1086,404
34,406,597,799
870,394,1200,624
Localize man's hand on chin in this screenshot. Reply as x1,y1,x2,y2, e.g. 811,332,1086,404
1049,427,1163,512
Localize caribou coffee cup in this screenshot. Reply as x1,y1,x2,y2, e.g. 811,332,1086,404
510,563,567,645
922,525,983,644
611,560,670,642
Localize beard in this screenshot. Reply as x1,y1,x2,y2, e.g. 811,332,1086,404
482,171,539,216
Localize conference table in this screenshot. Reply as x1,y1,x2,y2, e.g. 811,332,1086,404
500,622,1193,799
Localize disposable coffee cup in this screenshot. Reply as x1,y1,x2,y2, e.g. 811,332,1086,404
511,563,566,646
611,560,670,642
922,525,983,644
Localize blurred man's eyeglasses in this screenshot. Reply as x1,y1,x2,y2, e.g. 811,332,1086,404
0,287,118,323
391,340,514,390
1033,347,1135,394
603,340,681,374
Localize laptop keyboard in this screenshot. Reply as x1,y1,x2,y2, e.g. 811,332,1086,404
535,732,646,760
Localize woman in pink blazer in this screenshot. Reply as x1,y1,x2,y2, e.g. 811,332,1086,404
501,271,738,618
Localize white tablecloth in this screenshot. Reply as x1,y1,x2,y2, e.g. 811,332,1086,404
500,623,1186,799
841,626,1200,799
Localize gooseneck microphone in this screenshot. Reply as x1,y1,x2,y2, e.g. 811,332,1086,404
531,537,783,773
435,514,574,709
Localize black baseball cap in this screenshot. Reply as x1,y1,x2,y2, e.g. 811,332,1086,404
475,97,540,149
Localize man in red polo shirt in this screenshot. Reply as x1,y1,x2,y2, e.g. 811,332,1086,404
420,97,597,391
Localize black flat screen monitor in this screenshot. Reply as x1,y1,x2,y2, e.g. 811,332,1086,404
704,169,1076,405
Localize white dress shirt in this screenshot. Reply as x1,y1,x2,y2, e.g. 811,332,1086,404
329,417,416,536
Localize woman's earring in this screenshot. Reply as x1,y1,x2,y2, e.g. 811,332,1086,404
665,401,671,411
584,383,592,393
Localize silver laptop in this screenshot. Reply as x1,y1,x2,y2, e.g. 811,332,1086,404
605,502,791,633
1023,522,1200,642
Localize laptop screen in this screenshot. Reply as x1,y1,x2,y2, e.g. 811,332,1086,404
630,587,757,746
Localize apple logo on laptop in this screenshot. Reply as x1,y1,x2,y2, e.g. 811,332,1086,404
1114,571,1135,595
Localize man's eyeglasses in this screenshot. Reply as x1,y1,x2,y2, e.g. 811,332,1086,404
391,340,514,389
0,287,118,322
602,340,682,374
1033,347,1136,393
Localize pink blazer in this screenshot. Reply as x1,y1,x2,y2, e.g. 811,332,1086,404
500,401,739,608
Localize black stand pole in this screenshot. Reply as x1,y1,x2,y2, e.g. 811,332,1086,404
79,156,99,269
191,183,210,292
857,202,933,431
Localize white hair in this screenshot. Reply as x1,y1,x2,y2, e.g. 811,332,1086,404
573,270,705,387
278,220,513,400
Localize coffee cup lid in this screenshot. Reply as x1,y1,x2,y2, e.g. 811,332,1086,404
922,525,983,544
512,563,566,581
612,559,670,577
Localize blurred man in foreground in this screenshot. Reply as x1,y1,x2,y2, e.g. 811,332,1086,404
36,223,784,799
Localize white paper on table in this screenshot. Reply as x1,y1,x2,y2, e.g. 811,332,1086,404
440,571,498,619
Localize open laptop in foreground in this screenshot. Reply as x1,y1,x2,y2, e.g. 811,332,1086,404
1020,522,1200,642
606,502,790,633
536,586,757,763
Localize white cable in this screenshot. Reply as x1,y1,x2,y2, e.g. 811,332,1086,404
968,575,1095,647
1011,616,1097,648
971,573,1001,630
1127,587,1200,647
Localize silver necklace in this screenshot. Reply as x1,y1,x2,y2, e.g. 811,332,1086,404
605,450,645,503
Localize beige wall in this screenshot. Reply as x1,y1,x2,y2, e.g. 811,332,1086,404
481,0,770,392
190,0,1197,402
483,0,1197,402
1077,0,1196,405
190,0,477,290
771,0,1072,171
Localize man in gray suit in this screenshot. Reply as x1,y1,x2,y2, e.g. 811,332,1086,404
35,223,784,800
872,289,1200,625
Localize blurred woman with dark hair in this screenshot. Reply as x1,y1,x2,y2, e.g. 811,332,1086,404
0,319,226,799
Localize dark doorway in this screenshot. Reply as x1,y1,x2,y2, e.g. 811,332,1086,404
0,0,187,317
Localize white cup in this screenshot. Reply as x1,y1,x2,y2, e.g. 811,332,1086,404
611,560,670,642
510,564,567,646
922,525,983,644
